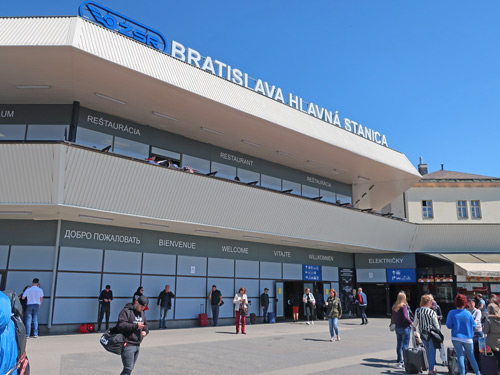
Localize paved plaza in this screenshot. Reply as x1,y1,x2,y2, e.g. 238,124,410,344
27,317,453,374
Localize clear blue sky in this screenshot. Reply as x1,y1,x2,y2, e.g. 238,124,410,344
3,1,500,177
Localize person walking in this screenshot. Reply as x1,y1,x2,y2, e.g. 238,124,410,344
357,287,368,325
117,295,149,375
208,285,222,327
22,277,43,338
391,291,413,368
290,292,301,323
325,288,342,342
483,303,500,373
98,284,113,332
260,288,270,323
414,294,442,375
233,287,248,334
446,294,481,375
156,285,175,329
303,288,316,325
468,298,483,367
350,289,358,318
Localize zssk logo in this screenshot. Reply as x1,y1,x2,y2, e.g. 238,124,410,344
78,1,167,52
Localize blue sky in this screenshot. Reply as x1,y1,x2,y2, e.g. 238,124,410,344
3,1,500,176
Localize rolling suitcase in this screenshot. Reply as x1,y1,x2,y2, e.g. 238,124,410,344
198,304,208,327
479,353,499,375
404,330,428,374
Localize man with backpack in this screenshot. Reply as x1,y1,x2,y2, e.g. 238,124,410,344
117,295,149,375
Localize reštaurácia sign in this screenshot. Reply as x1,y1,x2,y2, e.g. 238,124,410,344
78,1,388,147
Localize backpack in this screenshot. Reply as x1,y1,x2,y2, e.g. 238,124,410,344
3,290,30,375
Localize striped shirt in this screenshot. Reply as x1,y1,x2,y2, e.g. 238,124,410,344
414,306,439,335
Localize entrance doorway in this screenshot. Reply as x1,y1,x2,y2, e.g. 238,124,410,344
283,281,324,320
358,283,389,317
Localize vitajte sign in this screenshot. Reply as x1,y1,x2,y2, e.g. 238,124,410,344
79,2,389,147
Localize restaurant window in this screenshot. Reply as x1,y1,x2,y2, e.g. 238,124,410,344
26,124,69,141
422,200,433,219
151,146,181,166
336,193,352,205
260,174,281,191
457,200,468,219
182,154,210,174
301,185,320,198
76,127,113,150
320,189,336,204
471,200,481,219
0,124,26,140
237,168,260,184
282,180,301,196
211,162,236,180
113,136,149,159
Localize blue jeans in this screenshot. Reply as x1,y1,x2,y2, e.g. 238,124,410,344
159,306,170,328
395,326,411,363
120,344,140,375
262,305,269,322
360,305,368,323
211,305,220,326
329,318,339,338
422,338,436,371
25,303,39,337
452,340,481,375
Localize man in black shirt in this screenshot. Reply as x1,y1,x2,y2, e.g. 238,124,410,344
156,285,175,329
98,285,113,331
261,288,270,323
208,285,222,326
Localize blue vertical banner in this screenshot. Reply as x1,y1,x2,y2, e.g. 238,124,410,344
303,264,322,281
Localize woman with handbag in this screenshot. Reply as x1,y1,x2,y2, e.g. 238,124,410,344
446,294,481,375
233,287,248,334
325,288,342,342
413,294,440,375
391,291,413,369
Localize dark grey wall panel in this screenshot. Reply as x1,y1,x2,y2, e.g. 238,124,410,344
103,250,141,274
142,253,176,275
177,256,207,277
260,262,282,279
235,260,259,279
6,271,53,297
58,247,103,272
9,246,55,270
176,277,206,298
55,272,101,297
101,274,141,298
208,258,234,277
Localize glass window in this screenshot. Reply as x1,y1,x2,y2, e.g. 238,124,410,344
471,200,481,219
302,185,319,198
182,154,210,174
457,200,468,219
26,124,69,141
211,162,236,180
320,189,336,204
336,193,352,205
151,147,180,161
260,174,281,191
237,168,260,184
0,124,26,140
76,127,113,150
456,283,487,299
282,180,301,195
422,200,433,219
113,136,149,159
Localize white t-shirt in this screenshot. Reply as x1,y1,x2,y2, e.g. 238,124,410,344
23,285,44,305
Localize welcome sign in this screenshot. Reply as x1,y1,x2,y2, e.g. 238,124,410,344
78,2,389,147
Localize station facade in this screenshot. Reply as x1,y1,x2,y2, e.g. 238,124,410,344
0,11,498,332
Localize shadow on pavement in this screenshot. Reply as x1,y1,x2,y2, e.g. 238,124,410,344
215,331,237,335
303,338,331,342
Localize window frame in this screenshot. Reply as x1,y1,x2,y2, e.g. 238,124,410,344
422,200,434,219
457,200,468,219
470,200,482,219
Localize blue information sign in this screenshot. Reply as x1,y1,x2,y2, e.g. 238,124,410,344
303,264,322,281
387,268,416,283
